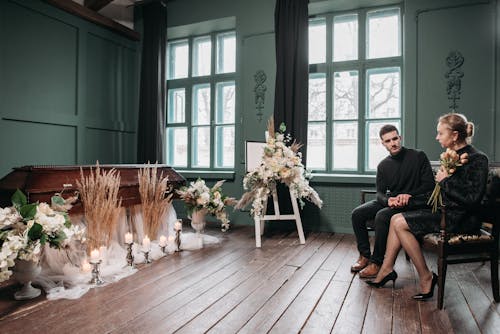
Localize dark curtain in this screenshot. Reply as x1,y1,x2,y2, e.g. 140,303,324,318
136,1,167,163
270,0,309,229
274,0,309,163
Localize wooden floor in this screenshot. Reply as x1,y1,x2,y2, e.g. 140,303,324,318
1,225,499,334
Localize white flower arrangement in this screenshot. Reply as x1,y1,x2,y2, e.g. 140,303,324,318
177,179,237,232
236,119,323,218
0,190,84,282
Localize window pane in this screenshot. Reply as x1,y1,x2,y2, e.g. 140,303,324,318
367,9,400,59
192,84,210,125
308,74,326,121
167,40,189,79
167,88,185,123
333,122,357,170
216,32,236,74
193,36,211,77
367,68,400,119
306,123,326,169
366,120,400,170
192,126,210,167
216,81,235,124
216,126,234,167
309,18,326,64
333,14,358,61
166,127,187,167
333,71,358,120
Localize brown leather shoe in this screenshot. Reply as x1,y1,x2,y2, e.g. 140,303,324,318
350,255,370,272
359,263,381,278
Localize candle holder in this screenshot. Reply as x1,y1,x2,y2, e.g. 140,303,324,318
143,250,152,263
175,229,182,252
125,242,134,267
89,260,104,285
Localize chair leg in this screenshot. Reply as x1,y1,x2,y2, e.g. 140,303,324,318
491,253,499,302
437,256,447,309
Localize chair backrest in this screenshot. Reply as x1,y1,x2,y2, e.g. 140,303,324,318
482,163,500,238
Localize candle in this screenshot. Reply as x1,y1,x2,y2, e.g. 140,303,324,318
159,235,167,247
142,235,151,251
81,261,91,273
90,249,100,262
174,220,182,231
125,232,133,244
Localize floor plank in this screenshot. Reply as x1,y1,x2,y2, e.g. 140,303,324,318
0,226,497,334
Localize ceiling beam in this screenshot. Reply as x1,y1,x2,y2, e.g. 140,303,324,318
45,0,140,41
84,0,114,12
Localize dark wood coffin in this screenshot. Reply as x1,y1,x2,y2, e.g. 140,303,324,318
0,165,186,213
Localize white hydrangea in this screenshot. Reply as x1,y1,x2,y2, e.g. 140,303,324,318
0,207,21,227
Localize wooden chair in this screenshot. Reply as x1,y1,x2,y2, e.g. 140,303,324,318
422,162,500,309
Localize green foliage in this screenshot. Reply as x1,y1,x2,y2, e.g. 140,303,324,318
11,189,27,210
27,222,43,241
48,231,67,248
51,195,65,207
279,122,286,133
19,203,37,220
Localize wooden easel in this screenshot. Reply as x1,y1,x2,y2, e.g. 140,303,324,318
254,187,305,248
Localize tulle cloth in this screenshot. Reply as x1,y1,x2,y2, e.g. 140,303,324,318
32,204,220,300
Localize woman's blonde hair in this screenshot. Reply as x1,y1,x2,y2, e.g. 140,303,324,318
438,113,474,144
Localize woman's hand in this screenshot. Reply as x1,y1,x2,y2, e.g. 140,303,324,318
435,166,449,183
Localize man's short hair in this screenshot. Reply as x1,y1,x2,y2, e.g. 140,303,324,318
379,124,399,139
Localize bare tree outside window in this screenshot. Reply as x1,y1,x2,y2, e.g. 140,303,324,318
307,7,401,172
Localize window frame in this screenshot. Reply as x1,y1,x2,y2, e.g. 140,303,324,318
308,6,402,174
166,30,236,171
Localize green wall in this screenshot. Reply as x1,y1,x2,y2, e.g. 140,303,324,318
0,0,139,178
1,0,498,234
167,0,500,233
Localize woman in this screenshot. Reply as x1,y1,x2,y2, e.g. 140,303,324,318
365,113,489,300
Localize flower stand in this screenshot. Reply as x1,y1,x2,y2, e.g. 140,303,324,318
254,188,305,248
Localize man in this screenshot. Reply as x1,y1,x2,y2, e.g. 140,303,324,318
351,124,434,278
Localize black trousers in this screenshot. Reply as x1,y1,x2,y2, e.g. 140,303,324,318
351,200,403,265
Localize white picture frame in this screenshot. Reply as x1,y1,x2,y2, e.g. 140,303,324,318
245,141,266,172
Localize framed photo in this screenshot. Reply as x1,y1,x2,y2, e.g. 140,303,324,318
245,141,266,172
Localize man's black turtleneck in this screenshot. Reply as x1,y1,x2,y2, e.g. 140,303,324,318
375,147,434,206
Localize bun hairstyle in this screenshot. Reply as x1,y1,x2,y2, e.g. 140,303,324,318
438,112,475,144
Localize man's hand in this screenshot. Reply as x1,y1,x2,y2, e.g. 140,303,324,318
388,194,412,208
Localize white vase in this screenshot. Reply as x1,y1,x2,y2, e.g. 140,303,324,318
191,209,207,247
12,259,42,300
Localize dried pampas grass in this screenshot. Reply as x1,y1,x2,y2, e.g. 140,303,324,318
138,164,173,239
76,163,122,251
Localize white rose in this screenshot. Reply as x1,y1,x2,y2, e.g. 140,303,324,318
196,192,210,206
37,202,54,216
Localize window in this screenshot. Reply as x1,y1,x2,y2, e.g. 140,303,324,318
166,31,236,169
307,8,401,172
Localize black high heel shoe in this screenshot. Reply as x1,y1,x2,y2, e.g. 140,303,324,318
366,270,398,288
413,272,438,300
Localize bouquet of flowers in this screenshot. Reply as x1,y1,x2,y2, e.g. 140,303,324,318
236,118,323,218
0,189,84,282
177,179,237,231
427,148,469,212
